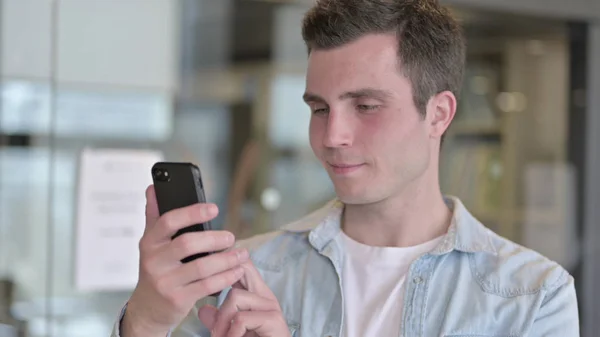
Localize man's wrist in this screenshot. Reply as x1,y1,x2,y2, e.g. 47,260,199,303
120,307,170,337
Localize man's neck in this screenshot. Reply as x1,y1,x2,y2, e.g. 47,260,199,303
341,174,452,248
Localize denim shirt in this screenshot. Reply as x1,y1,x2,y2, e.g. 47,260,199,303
111,196,579,337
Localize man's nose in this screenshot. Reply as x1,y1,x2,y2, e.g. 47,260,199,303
323,111,353,148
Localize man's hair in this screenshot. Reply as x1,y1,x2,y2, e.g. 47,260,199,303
301,0,466,117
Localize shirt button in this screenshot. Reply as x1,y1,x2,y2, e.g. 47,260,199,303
413,276,423,284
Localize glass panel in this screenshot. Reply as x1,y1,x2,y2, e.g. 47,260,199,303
441,11,581,274
267,73,334,226
1,81,172,140
1,0,54,332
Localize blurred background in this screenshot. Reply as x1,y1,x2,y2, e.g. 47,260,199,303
0,0,599,336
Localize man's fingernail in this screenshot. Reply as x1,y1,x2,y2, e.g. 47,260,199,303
225,231,235,244
237,249,249,261
206,204,217,216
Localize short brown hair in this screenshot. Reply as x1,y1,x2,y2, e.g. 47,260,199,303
302,0,466,117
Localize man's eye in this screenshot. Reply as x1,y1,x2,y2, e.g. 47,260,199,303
357,105,379,112
312,107,329,115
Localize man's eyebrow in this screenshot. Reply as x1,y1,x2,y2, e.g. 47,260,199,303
339,88,393,100
302,92,325,103
302,88,393,103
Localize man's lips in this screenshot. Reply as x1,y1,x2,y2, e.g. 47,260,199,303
327,162,365,174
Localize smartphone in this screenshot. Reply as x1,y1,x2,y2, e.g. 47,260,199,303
151,162,213,263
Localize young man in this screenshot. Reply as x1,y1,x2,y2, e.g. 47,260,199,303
114,0,579,336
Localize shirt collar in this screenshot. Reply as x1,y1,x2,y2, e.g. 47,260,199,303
282,196,497,256
430,196,497,255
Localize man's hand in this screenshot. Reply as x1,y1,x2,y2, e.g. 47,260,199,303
197,261,291,337
122,185,249,337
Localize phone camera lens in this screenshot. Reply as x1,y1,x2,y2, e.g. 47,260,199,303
152,168,170,182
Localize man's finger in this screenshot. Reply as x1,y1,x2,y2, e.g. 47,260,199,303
213,288,277,337
238,260,277,301
197,305,218,330
145,185,160,232
180,266,244,304
161,248,247,288
169,231,237,263
227,311,288,337
148,203,219,242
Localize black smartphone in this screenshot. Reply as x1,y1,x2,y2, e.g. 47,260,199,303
151,162,213,263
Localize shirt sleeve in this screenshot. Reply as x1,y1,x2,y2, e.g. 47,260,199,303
110,296,222,337
529,271,580,337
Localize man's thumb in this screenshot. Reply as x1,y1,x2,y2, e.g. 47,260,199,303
145,185,160,231
198,305,218,330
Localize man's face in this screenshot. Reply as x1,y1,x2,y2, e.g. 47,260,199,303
305,34,434,205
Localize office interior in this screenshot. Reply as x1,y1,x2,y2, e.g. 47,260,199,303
0,0,599,336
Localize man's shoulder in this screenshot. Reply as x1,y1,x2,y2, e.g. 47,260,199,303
234,199,339,268
233,228,310,273
234,204,332,271
472,227,572,296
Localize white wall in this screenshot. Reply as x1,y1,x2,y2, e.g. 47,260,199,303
0,0,53,79
1,0,179,90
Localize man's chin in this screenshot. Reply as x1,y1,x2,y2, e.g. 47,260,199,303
333,187,367,205
333,182,389,205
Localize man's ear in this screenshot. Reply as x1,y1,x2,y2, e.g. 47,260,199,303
427,91,457,138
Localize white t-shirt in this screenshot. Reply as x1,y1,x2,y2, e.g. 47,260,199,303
340,231,443,337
